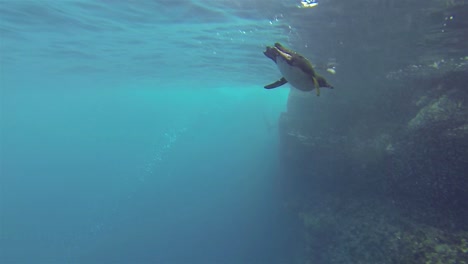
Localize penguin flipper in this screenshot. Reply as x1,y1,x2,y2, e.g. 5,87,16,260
264,77,288,89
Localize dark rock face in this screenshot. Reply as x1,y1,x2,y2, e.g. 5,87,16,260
386,74,468,230
278,69,468,263
275,1,468,262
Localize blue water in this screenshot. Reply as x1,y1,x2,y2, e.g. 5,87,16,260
0,1,300,263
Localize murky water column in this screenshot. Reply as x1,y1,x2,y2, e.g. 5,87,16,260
141,126,188,182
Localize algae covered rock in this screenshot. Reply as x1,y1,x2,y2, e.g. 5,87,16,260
408,94,463,131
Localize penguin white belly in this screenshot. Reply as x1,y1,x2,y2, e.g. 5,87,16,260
276,58,313,91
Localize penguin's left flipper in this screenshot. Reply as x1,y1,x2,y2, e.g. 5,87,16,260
264,77,288,89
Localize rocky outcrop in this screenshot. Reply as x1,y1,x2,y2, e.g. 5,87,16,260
276,1,468,262
297,198,468,264
408,95,462,130
385,78,468,230
278,68,468,263
408,91,468,138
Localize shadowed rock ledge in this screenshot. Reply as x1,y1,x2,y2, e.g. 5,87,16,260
278,68,468,263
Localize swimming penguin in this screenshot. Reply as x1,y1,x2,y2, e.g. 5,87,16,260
263,42,333,96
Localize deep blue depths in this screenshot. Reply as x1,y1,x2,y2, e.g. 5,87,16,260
0,1,299,263
1,86,292,263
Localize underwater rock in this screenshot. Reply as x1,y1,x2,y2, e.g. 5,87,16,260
403,69,468,143
278,59,468,262
385,81,468,229
386,57,468,81
408,94,464,131
276,1,468,262
296,198,468,264
446,123,468,139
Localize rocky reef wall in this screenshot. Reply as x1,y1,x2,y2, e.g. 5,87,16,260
278,68,468,263
386,71,468,229
275,1,468,262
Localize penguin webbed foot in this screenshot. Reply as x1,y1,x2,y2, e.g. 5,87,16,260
313,77,320,96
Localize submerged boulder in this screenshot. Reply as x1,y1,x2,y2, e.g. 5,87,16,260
408,95,460,130
278,62,468,263
408,93,467,135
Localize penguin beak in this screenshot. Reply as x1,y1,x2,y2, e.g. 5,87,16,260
263,46,279,63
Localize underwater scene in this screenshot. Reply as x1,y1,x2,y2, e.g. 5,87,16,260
1,0,467,263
